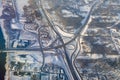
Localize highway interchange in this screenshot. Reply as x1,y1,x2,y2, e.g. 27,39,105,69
1,0,100,80
35,0,99,80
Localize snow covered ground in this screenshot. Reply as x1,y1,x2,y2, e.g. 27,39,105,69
16,0,29,16
61,9,79,18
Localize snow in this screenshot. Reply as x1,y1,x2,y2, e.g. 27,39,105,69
16,0,29,16
30,54,42,63
15,56,26,63
80,16,92,36
55,26,74,37
61,10,72,14
84,0,93,4
19,17,26,23
117,13,120,20
11,52,43,63
80,5,90,12
43,2,51,9
77,54,120,59
45,55,61,66
66,44,75,50
0,0,2,7
45,56,53,63
11,75,31,80
13,40,19,48
61,9,79,18
11,23,23,30
8,52,43,76
19,31,37,40
30,41,40,47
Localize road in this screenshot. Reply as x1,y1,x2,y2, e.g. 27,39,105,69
36,0,78,80
70,1,98,80
110,29,120,54
11,0,19,22
36,0,99,80
107,20,120,55
2,0,98,80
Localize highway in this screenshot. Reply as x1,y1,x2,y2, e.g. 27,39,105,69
70,1,98,80
36,0,77,80
110,29,120,54
2,0,98,80
107,20,120,55
2,0,120,80
36,0,99,80
11,0,19,22
3,1,98,51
